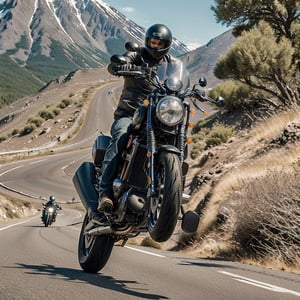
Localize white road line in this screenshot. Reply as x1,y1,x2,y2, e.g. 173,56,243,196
125,245,165,258
219,271,300,297
29,159,47,164
0,165,23,176
0,217,35,231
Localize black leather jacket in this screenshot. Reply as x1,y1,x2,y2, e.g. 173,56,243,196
108,47,177,119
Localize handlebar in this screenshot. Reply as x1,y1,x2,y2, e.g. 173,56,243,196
113,63,225,107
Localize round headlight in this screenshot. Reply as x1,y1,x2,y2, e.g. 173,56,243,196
156,96,184,126
48,207,54,213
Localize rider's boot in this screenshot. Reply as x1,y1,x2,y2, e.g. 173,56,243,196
97,190,114,213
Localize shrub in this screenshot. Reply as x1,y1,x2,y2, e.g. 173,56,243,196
0,135,8,142
209,80,252,112
58,98,73,109
191,122,235,159
27,116,44,127
11,129,20,136
226,170,300,267
20,123,36,135
38,109,55,120
52,107,61,116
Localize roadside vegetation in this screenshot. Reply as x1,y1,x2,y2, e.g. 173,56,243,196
0,97,74,141
178,0,300,273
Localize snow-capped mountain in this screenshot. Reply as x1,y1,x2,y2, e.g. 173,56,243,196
0,0,189,83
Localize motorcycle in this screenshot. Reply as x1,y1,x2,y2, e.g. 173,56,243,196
73,42,224,273
41,204,57,227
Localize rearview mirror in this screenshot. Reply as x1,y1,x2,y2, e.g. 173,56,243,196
198,77,207,87
125,42,140,52
110,54,128,65
216,96,225,106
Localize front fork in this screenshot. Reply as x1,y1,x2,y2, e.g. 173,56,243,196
146,97,156,196
145,97,188,195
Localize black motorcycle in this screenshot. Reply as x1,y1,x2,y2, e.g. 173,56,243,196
73,42,224,273
41,204,57,227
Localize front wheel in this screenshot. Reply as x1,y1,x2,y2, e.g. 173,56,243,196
148,151,182,242
78,213,114,273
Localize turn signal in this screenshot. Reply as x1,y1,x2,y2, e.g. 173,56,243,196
188,122,194,128
187,138,192,144
143,99,149,106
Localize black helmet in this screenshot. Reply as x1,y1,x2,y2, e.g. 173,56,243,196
49,195,55,202
145,24,172,60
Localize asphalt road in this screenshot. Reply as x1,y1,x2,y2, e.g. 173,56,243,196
0,213,300,300
0,81,300,300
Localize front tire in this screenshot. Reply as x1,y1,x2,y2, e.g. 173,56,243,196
78,213,114,273
148,152,182,242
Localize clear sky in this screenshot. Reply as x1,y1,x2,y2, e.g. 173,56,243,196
103,0,230,49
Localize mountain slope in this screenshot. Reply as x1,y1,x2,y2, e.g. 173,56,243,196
180,29,236,88
0,0,190,106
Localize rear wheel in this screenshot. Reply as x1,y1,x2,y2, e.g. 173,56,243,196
148,152,182,242
78,214,114,273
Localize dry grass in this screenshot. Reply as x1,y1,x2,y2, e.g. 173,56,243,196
181,107,300,273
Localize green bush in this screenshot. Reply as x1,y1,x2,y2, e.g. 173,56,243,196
0,135,8,142
20,123,36,135
11,129,20,136
27,116,45,127
209,80,252,112
191,122,235,159
38,109,55,120
58,98,73,109
52,107,61,116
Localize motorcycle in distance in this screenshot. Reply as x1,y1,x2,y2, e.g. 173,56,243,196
73,42,225,273
41,203,60,227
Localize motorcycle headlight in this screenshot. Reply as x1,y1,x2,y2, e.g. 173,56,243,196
156,96,184,126
48,207,54,213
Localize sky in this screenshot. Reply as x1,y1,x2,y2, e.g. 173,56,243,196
103,0,230,49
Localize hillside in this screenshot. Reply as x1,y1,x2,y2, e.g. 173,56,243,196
0,70,299,273
0,0,190,106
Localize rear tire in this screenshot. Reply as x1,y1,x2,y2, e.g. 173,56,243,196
148,152,182,242
78,214,114,273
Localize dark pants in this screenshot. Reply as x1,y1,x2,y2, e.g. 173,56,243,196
99,116,132,197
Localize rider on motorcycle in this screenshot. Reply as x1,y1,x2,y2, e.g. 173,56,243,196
44,195,61,221
90,24,179,224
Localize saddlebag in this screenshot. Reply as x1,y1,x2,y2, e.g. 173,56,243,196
72,162,99,212
92,134,111,167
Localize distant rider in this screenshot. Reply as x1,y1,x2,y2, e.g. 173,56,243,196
44,195,61,221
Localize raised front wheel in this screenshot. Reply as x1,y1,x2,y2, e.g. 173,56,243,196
148,152,182,242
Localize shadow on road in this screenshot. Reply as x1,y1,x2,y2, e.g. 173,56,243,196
12,263,169,299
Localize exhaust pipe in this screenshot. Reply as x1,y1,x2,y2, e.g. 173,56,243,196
85,225,134,236
72,162,99,212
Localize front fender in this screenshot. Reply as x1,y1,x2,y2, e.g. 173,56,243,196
157,145,180,155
